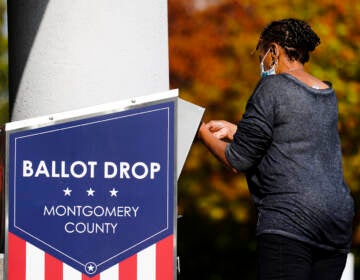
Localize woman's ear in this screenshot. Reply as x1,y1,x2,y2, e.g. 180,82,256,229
270,43,280,58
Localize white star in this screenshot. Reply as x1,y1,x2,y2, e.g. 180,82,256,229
86,187,95,196
109,188,118,197
85,262,97,274
87,264,95,272
63,187,72,196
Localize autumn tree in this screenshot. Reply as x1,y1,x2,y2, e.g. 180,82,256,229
169,0,360,278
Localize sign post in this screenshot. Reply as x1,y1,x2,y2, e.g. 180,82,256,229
5,90,178,279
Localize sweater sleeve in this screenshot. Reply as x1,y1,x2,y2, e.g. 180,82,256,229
226,78,275,172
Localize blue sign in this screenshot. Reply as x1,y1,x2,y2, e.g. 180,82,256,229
8,101,175,276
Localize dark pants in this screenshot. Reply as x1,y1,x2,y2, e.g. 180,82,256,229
256,234,347,280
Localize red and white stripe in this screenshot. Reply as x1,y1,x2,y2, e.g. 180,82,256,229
7,233,174,280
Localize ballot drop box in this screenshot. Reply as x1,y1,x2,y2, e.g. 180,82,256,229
4,91,177,280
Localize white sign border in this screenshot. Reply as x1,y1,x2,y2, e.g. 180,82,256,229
4,89,179,276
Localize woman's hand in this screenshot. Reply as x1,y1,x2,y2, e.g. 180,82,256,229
204,120,237,141
197,120,238,173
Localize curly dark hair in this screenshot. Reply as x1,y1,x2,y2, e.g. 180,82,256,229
256,18,321,64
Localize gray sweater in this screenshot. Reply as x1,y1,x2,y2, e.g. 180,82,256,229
226,73,354,252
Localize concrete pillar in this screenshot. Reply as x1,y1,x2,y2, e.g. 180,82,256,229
8,0,169,120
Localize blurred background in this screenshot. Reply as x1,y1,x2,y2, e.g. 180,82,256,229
0,0,359,279
0,0,6,126
168,0,360,279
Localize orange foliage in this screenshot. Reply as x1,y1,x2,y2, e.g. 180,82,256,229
169,0,360,252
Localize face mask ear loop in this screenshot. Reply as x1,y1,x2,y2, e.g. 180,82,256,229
261,49,271,64
260,48,277,78
272,57,278,74
270,46,279,74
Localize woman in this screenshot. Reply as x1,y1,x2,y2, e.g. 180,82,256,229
198,18,354,280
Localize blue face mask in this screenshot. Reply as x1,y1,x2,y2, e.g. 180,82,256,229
260,49,276,78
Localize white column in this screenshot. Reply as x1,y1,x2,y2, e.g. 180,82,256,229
8,0,169,121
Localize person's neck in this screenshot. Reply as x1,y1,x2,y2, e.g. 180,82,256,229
278,61,304,74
